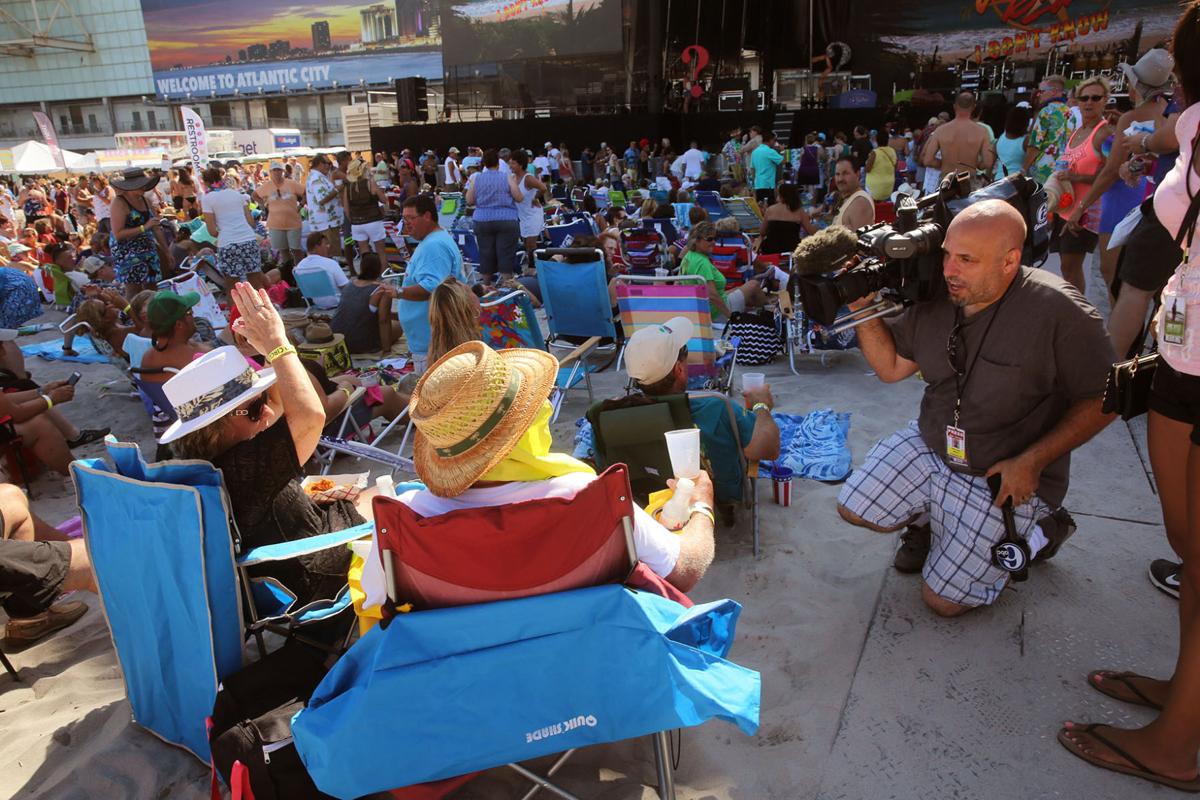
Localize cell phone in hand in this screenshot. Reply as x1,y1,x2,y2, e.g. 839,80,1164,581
67,371,81,386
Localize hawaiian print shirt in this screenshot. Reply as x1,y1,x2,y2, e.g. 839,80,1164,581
1028,99,1076,185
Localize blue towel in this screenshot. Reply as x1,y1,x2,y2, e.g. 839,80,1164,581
21,337,110,364
760,408,852,482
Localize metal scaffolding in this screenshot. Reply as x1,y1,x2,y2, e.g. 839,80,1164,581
0,0,94,58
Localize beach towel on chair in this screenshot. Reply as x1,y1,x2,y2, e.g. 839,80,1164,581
292,584,760,798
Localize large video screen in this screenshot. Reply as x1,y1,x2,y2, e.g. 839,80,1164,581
441,0,623,68
139,0,443,101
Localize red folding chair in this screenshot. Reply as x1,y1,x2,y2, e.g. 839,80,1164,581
371,464,686,799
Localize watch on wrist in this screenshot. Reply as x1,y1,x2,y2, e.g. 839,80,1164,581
752,402,770,414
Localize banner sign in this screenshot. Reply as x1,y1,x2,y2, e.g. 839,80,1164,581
180,106,208,176
874,0,1178,61
94,148,169,167
0,150,12,172
31,111,66,170
140,1,442,101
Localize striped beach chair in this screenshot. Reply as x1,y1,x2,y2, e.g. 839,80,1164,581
613,275,737,392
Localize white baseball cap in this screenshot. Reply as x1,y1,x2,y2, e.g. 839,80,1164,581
624,316,694,385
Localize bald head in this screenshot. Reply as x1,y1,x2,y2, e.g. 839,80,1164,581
949,200,1026,254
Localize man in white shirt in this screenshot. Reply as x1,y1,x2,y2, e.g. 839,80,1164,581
293,230,348,309
680,141,707,180
546,141,561,184
532,149,551,179
305,154,344,258
443,147,462,190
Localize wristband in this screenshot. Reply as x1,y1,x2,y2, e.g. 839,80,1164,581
752,402,770,414
266,343,296,363
41,393,52,410
340,385,354,399
687,502,716,526
1140,133,1152,153
122,304,132,314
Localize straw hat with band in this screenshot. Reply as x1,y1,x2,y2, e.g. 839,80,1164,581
158,346,276,444
408,341,559,497
112,167,160,193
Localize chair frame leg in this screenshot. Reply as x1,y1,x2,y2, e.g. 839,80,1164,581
652,731,677,800
507,753,581,800
0,649,20,681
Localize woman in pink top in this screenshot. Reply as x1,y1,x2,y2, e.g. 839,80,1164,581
1059,76,1113,294
1059,6,1200,793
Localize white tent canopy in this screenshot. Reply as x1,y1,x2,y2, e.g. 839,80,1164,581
4,140,87,174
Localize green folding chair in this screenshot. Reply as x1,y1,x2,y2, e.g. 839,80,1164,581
587,393,694,503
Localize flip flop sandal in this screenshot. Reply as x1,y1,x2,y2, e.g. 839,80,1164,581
1058,723,1200,793
1087,670,1164,711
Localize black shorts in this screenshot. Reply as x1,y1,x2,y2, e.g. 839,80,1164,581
1149,359,1200,445
0,535,71,618
172,196,184,211
1117,200,1179,293
1058,224,1099,255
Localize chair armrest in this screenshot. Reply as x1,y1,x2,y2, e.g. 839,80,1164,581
556,336,601,369
344,386,367,406
237,521,374,567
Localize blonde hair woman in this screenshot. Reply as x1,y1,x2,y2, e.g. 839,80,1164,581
428,277,481,363
678,221,769,319
1058,75,1113,294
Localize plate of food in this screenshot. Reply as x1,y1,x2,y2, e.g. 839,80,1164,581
301,473,369,505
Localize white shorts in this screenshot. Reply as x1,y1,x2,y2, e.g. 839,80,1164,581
351,220,387,244
837,421,1050,608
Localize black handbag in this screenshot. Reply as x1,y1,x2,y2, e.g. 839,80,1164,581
1102,142,1200,420
725,309,782,365
1101,351,1159,420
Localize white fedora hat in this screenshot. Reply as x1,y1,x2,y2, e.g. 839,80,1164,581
158,346,276,444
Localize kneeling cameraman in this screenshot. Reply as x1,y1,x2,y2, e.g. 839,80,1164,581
836,199,1116,616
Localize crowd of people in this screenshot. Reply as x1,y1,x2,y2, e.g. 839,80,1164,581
1,2,1200,793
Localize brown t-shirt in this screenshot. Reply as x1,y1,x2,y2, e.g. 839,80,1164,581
887,267,1115,506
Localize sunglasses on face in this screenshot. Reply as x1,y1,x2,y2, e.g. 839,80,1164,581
232,392,269,422
701,236,716,242
1077,94,1105,103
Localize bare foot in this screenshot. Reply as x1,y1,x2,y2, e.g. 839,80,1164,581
1060,721,1199,782
1089,670,1170,709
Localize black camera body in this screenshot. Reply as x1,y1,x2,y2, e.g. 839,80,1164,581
796,173,1050,328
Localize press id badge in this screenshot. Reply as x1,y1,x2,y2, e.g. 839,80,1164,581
945,425,968,466
1164,297,1187,345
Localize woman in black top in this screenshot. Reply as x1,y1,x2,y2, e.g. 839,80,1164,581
342,158,390,268
758,183,817,256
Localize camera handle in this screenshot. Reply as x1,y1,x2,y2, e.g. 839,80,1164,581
827,297,904,335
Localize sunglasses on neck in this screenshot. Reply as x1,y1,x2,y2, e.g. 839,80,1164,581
232,392,269,423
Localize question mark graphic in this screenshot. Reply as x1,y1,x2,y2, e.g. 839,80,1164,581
681,45,710,98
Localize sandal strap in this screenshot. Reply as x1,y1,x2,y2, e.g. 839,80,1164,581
1083,725,1153,775
1108,673,1158,708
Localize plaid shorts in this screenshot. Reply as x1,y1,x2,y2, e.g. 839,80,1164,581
838,421,1050,607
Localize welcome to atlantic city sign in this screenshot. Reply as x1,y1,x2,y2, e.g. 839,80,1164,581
153,51,443,101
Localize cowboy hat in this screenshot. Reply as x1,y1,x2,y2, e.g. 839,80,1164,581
1119,49,1175,97
111,167,159,193
408,341,557,497
158,346,276,444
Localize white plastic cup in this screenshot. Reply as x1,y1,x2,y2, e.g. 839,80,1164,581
664,428,701,479
742,372,765,392
655,267,669,277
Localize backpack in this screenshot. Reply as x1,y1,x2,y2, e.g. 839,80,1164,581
209,641,335,800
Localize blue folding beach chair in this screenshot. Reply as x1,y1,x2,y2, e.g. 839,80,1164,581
70,438,388,763
695,190,728,220
643,217,680,244
545,218,593,248
453,230,481,278
535,248,619,407
295,267,341,312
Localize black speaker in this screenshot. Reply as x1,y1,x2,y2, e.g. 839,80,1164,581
395,77,428,122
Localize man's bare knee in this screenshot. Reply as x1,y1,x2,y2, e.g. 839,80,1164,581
837,503,907,533
921,582,973,618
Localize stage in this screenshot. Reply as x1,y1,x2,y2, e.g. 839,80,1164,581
370,108,889,156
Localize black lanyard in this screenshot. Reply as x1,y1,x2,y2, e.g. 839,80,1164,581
952,279,1015,428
